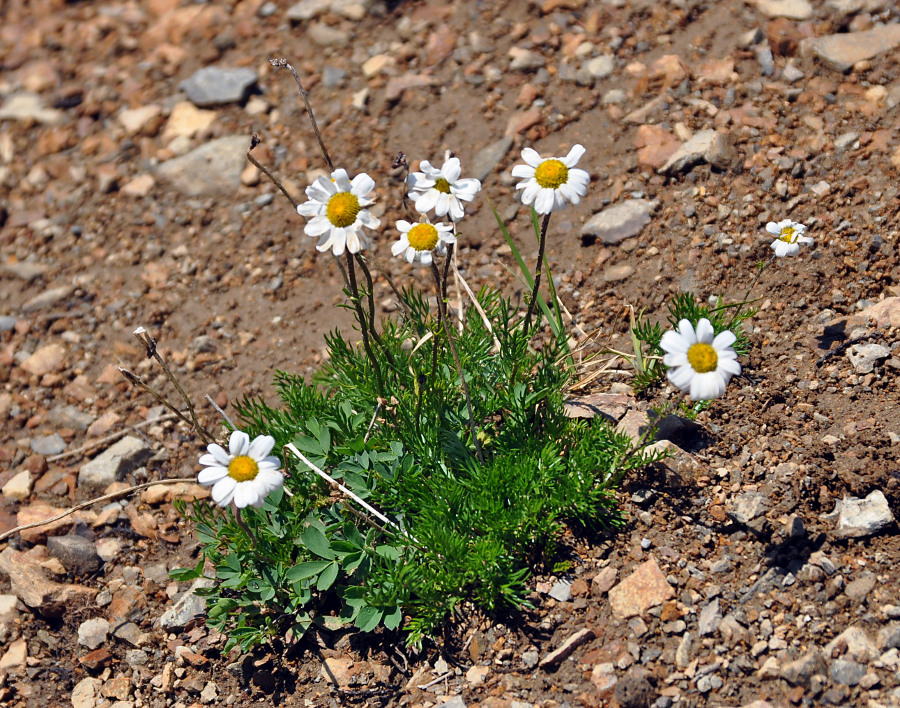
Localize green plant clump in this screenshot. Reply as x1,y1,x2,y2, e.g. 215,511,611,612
175,275,660,651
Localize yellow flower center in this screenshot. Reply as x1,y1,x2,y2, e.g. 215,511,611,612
534,159,568,189
687,342,718,374
326,192,361,228
228,455,259,482
434,177,451,194
407,223,439,252
779,226,797,243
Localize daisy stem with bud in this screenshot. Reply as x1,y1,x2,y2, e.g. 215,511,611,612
430,257,485,465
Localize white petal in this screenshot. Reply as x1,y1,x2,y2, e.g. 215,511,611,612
258,457,281,471
229,431,250,457
660,330,688,355
558,182,582,206
346,230,361,254
212,477,237,507
520,181,541,206
563,143,586,166
332,169,351,192
719,357,742,377
454,178,481,197
298,201,324,218
396,220,412,233
448,198,464,222
415,189,439,214
667,365,694,392
198,466,229,485
351,172,375,197
434,192,451,217
534,189,555,214
405,247,416,263
677,319,697,345
392,238,409,256
331,229,347,256
248,435,275,460
304,215,332,237
203,444,231,466
694,318,714,343
691,372,725,401
419,160,440,179
233,482,257,509
511,164,535,179
316,232,336,253
357,210,380,229
798,235,814,244
521,147,543,168
712,330,737,350
442,157,461,182
306,179,333,203
662,352,688,368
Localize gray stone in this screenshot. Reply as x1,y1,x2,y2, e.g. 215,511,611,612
878,622,900,650
780,649,827,687
696,674,722,693
48,405,94,430
539,628,594,670
30,433,66,456
826,0,889,14
47,535,102,575
307,22,350,47
835,490,894,538
581,199,654,245
77,618,109,650
112,621,148,647
602,89,627,105
509,47,545,71
125,649,149,669
548,578,572,602
471,136,513,182
521,650,539,669
718,614,748,647
603,264,635,282
440,697,467,708
660,130,735,175
833,131,860,151
825,626,878,662
698,598,721,637
285,0,331,21
0,316,16,332
752,0,813,19
727,492,768,524
830,659,867,686
801,24,900,72
615,666,656,708
179,67,258,107
584,55,615,79
781,64,805,83
846,342,890,374
22,285,75,313
0,92,65,125
675,632,695,668
78,436,154,492
158,576,216,630
157,136,250,197
845,573,876,601
1,262,49,281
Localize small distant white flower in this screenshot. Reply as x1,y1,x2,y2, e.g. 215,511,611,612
766,219,812,257
198,430,284,509
660,318,741,401
407,157,482,222
511,144,590,215
297,168,381,257
391,220,456,266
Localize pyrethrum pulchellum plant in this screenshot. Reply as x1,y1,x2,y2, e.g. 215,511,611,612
168,59,812,652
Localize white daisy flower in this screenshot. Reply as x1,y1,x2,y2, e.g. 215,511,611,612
766,219,812,257
660,318,741,401
391,220,456,266
511,144,590,215
198,430,284,509
407,157,482,222
297,168,381,257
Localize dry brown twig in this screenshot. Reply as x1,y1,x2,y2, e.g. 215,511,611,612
0,477,197,544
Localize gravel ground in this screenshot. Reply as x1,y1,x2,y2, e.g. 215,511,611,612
2,0,900,706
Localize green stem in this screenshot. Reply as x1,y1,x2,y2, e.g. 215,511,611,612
346,251,385,398
354,253,397,368
430,259,484,465
522,212,552,335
